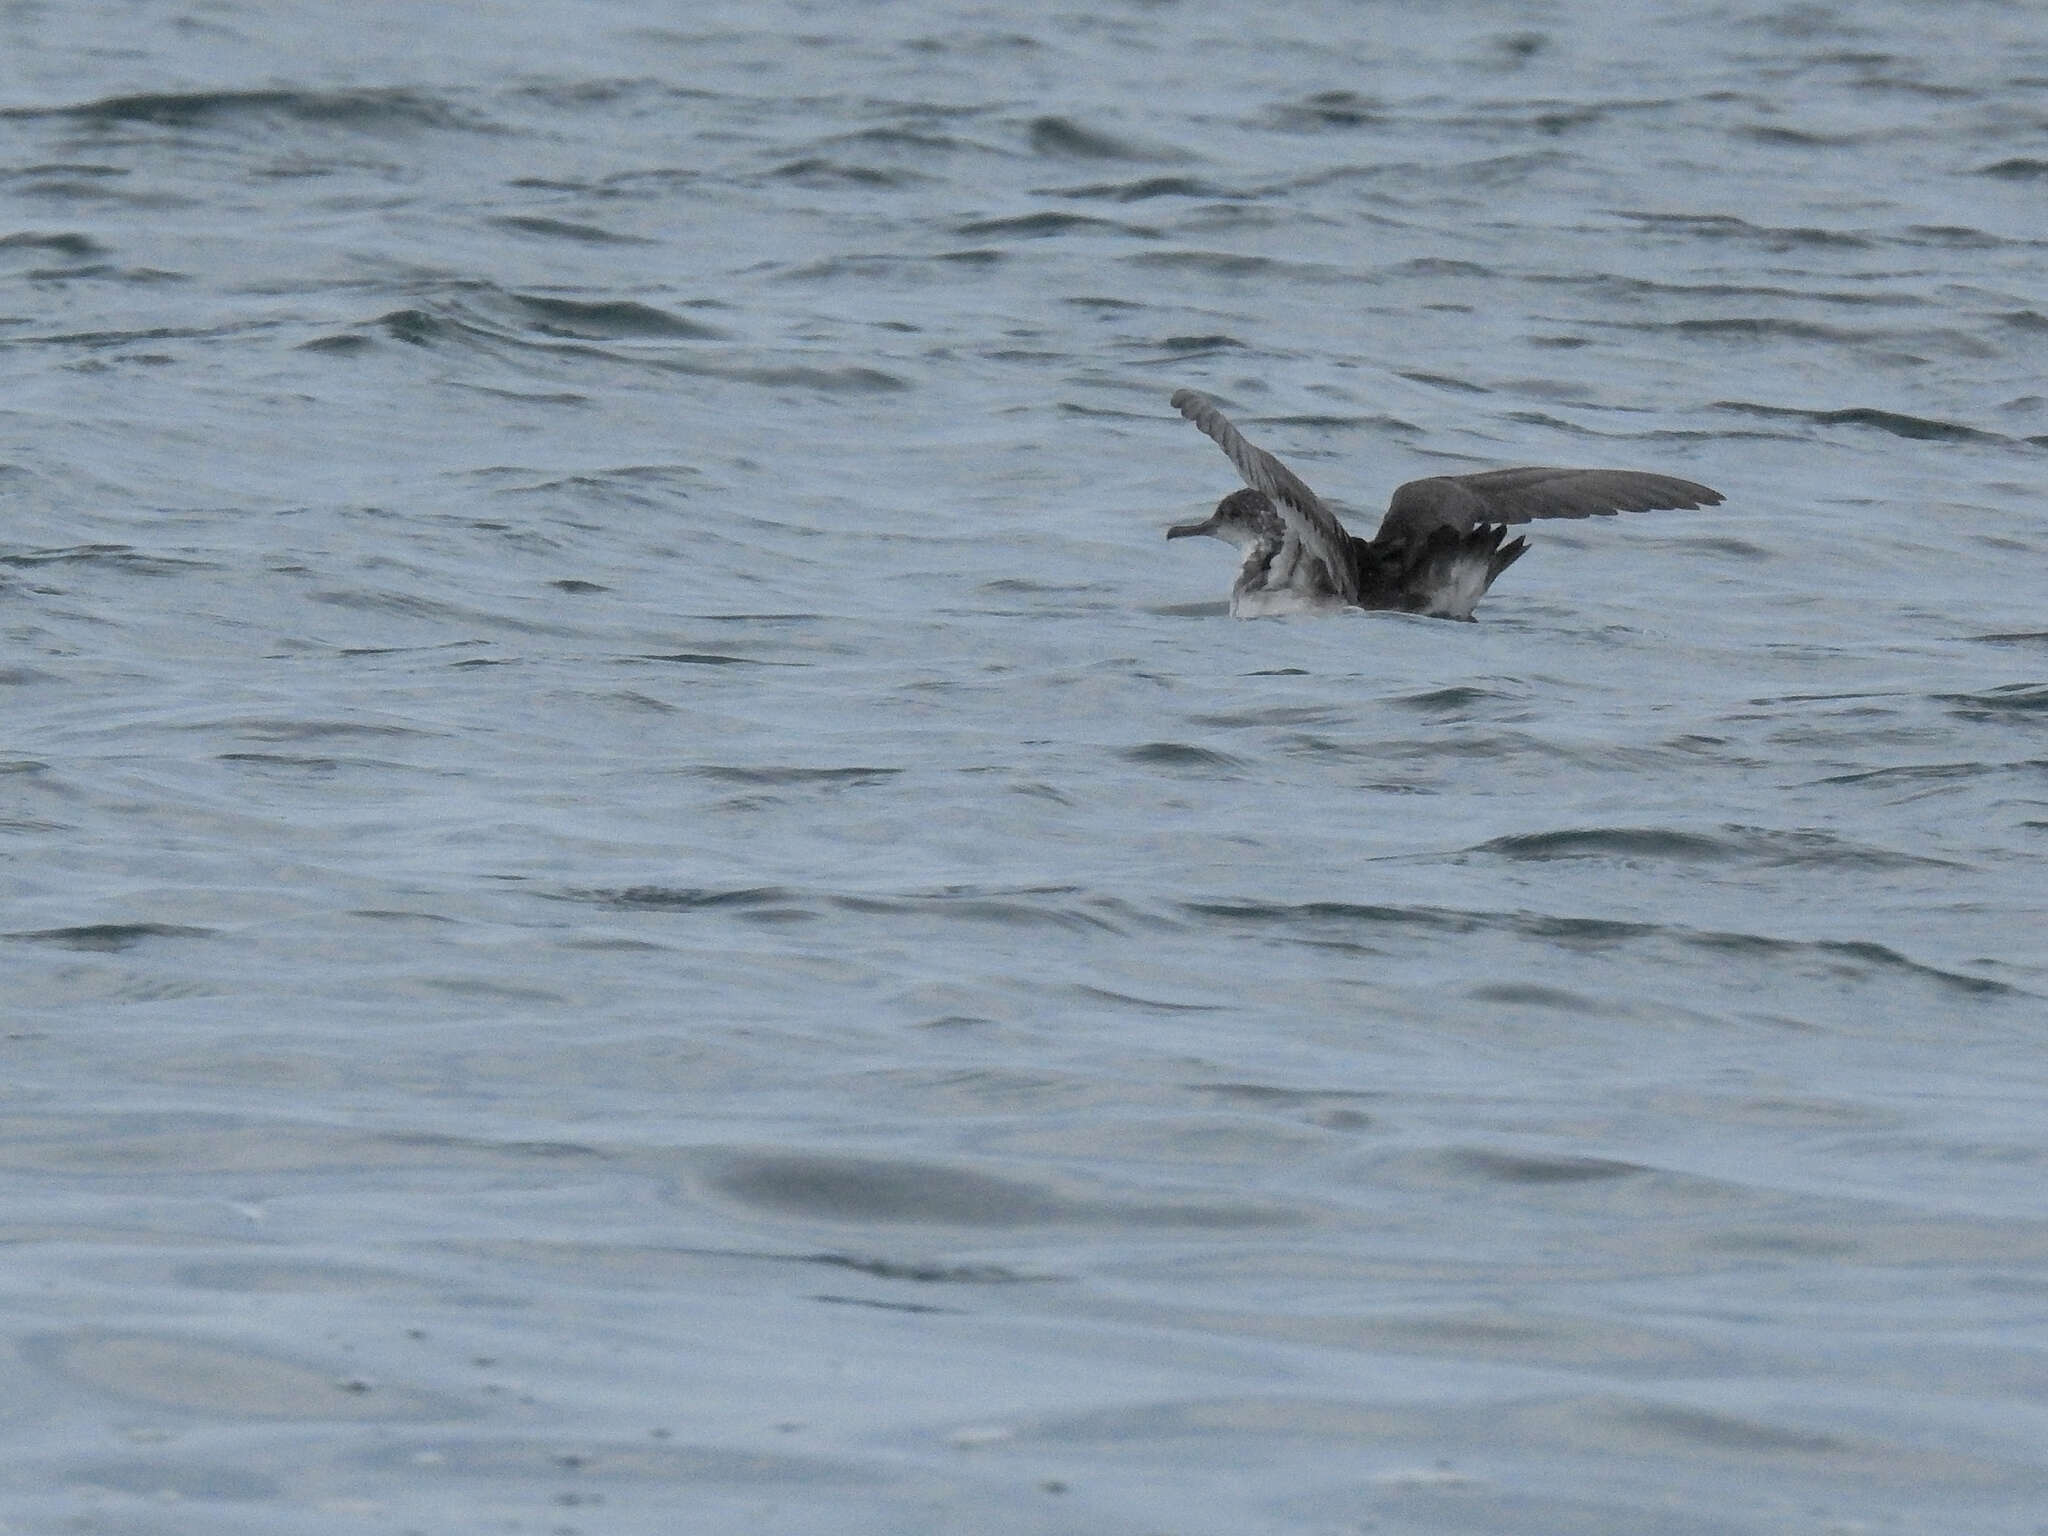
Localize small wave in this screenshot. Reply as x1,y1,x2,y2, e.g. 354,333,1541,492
804,1253,1042,1285
1614,211,1875,250
1303,152,1565,194
814,1290,951,1313
0,230,105,258
374,308,454,346
26,263,185,284
1978,158,2048,180
705,1148,1288,1229
643,652,766,667
507,77,688,112
1476,828,1733,862
709,1151,1061,1225
767,157,929,189
1318,150,1570,190
819,126,985,157
1467,982,1600,1009
1269,91,1386,131
1119,742,1247,771
934,887,1158,930
1688,932,2017,997
1026,115,1184,162
1125,249,1273,276
1900,224,2013,251
1185,899,1483,940
1471,826,1959,870
1538,272,1929,310
953,211,1156,239
830,890,1135,936
1937,684,2048,719
2,544,214,575
306,587,513,627
1386,257,1495,279
0,162,125,182
978,578,1087,595
1453,151,1576,187
1181,900,2020,997
1035,175,1241,201
1389,685,1511,713
695,766,900,786
562,885,798,912
509,294,724,340
487,215,653,245
209,718,433,742
774,252,998,282
1133,333,1246,363
1444,1149,1647,1185
0,164,195,209
479,464,700,507
1668,317,1867,342
216,752,347,773
356,300,910,395
1187,705,1347,728
7,923,215,951
1069,985,1225,1015
670,612,824,625
1711,401,2004,443
1399,370,1490,394
659,359,911,393
1505,409,1590,433
1677,536,1772,559
297,332,375,355
3,87,482,133
1810,760,2031,788
1123,250,1349,281
1740,125,1877,148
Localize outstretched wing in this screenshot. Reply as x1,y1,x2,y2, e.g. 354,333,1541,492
1375,466,1723,544
1170,389,1359,600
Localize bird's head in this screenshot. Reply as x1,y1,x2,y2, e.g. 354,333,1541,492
1166,488,1285,552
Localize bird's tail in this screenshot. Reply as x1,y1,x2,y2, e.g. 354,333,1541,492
1488,530,1528,584
1414,525,1526,621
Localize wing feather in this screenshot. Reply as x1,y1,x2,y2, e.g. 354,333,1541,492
1376,467,1722,543
1170,389,1359,601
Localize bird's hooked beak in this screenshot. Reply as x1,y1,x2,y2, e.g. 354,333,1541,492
1166,513,1219,541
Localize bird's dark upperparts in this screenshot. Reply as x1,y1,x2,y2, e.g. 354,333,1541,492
1166,388,1724,620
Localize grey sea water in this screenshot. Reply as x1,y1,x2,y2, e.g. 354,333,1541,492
5,1,2047,1531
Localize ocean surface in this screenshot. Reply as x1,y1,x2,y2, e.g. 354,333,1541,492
5,1,2047,1531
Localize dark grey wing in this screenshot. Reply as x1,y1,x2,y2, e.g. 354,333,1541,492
1374,467,1723,543
1171,388,1359,600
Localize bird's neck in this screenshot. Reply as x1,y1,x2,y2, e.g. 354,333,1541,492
1231,534,1284,595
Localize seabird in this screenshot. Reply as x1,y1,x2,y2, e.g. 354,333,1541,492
1166,388,1723,620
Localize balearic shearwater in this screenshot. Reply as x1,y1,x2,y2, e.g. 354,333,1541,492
1167,388,1724,620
